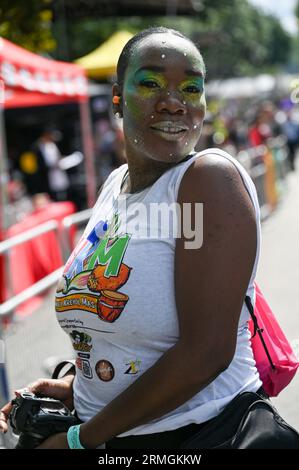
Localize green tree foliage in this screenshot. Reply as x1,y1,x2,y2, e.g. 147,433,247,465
56,0,291,79
288,1,299,72
193,0,291,78
0,0,56,52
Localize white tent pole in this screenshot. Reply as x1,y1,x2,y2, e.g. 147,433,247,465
79,99,97,208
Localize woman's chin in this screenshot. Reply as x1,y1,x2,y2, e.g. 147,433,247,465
144,145,194,164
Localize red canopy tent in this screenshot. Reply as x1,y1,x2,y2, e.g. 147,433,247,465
0,37,88,108
0,36,96,207
0,37,97,304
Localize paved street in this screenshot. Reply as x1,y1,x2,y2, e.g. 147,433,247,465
1,162,299,448
256,163,299,431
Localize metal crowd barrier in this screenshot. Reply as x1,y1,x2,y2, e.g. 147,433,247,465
0,209,91,404
237,145,269,220
237,140,289,220
267,136,289,197
0,220,61,319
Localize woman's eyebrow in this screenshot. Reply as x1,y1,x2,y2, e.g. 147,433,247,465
185,69,204,78
135,66,164,74
135,66,204,77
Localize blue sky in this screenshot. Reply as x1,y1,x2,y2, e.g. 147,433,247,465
248,0,298,34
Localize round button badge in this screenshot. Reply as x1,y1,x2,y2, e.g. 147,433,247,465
95,360,115,382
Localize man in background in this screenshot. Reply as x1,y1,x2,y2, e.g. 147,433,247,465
19,127,69,201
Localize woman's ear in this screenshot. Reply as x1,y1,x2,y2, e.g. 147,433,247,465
112,83,123,118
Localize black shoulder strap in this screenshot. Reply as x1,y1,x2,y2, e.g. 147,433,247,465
245,296,276,371
51,360,76,379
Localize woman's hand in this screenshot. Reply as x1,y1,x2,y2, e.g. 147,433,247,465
0,374,75,434
36,432,69,449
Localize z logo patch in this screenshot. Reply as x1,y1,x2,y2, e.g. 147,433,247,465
124,360,142,375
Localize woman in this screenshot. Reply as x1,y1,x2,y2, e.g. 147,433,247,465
0,27,263,449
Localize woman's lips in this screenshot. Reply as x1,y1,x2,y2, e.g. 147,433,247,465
150,121,189,142
150,128,187,141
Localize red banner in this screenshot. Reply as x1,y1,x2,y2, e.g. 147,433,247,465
0,37,88,108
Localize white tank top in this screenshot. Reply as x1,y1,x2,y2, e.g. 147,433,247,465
55,148,262,436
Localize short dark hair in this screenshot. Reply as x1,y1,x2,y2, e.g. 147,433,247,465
116,26,205,87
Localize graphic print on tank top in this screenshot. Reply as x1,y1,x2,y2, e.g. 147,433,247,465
56,212,132,324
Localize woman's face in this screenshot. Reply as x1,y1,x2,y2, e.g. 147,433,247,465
120,33,207,164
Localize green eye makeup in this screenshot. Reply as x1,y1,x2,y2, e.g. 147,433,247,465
135,71,167,93
131,69,205,101
181,77,204,94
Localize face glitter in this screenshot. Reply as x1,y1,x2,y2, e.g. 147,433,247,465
183,101,186,105
134,70,167,98
193,125,198,129
122,33,207,164
184,53,187,57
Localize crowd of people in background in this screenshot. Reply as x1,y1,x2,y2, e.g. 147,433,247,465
198,97,299,172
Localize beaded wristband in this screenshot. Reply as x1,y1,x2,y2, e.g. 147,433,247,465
67,424,85,449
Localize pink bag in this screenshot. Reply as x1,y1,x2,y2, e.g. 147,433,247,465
246,283,299,397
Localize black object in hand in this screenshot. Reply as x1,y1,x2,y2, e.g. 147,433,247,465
9,391,79,448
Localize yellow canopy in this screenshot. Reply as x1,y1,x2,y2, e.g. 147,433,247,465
75,31,134,79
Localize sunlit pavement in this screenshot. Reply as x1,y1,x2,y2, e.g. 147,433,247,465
257,161,299,431
3,287,74,397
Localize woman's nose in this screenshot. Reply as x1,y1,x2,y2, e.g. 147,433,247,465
156,93,187,115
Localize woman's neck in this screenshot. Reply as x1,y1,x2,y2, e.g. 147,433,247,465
123,155,176,194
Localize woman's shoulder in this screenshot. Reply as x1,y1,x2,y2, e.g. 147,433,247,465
172,148,254,202
180,151,248,201
173,148,243,179
184,147,242,173
189,148,247,184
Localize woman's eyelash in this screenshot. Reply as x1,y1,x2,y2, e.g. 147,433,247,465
138,81,203,93
184,85,203,93
139,80,160,88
